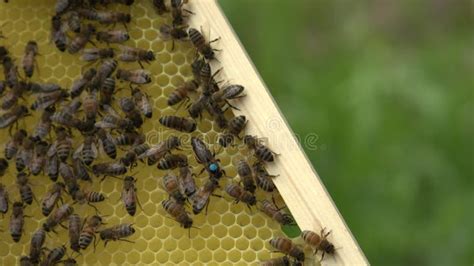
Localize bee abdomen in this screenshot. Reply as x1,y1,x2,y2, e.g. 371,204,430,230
79,233,93,249
125,202,136,216
256,146,274,162
87,192,105,203
20,186,34,205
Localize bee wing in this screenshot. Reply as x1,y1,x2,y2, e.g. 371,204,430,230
73,144,83,160
81,53,100,62
94,121,117,129
138,142,164,159
46,142,58,157
103,104,121,118
91,142,99,159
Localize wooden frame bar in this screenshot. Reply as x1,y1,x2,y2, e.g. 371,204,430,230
189,0,368,264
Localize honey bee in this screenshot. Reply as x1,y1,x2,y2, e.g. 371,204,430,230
0,105,29,129
51,99,82,127
16,172,34,205
270,237,305,262
187,94,208,119
90,0,134,5
0,158,7,177
29,228,46,264
157,153,187,170
73,158,92,182
191,178,219,214
97,30,130,44
219,115,247,147
261,200,294,226
245,135,277,162
116,69,152,84
55,0,73,15
59,162,80,195
211,84,245,107
67,11,81,33
153,0,168,15
16,136,34,172
162,173,186,204
22,41,38,78
41,182,65,216
132,87,152,118
0,183,8,214
82,90,99,120
178,165,196,197
81,47,114,63
31,140,49,175
48,127,73,162
19,256,33,266
31,106,54,141
43,245,66,265
95,105,135,131
225,183,256,208
95,59,118,83
100,223,135,246
138,135,180,165
99,77,116,107
191,57,206,83
260,257,290,266
79,215,103,250
162,199,193,229
191,136,224,179
159,24,188,50
113,131,145,147
206,99,228,130
92,161,127,178
236,159,256,193
63,258,78,266
301,229,335,260
198,60,220,95
5,129,27,159
9,202,25,242
46,154,59,182
118,46,155,67
120,143,149,169
2,56,19,88
159,115,196,133
96,128,116,159
188,27,220,60
167,79,199,106
253,162,277,192
31,89,69,110
68,24,96,54
43,203,74,232
1,81,28,110
122,175,139,216
171,0,193,27
72,189,106,211
71,68,96,97
51,15,68,52
119,97,143,128
96,11,131,26
73,135,98,166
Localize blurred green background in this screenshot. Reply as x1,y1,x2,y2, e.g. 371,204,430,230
219,0,473,265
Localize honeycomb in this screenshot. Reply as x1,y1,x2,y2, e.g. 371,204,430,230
0,0,308,265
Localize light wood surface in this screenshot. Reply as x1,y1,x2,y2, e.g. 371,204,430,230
188,0,369,265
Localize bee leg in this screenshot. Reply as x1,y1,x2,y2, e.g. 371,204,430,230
118,238,135,244
138,60,144,69
87,202,100,214
209,37,221,44
171,40,175,51
224,100,240,111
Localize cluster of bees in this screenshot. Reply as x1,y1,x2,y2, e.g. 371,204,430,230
0,0,337,265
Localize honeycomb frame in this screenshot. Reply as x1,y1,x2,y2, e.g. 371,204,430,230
0,0,367,265
0,0,307,265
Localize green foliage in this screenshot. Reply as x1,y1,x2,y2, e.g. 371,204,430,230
220,0,474,264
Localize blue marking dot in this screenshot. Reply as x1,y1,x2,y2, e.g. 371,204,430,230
209,163,218,172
